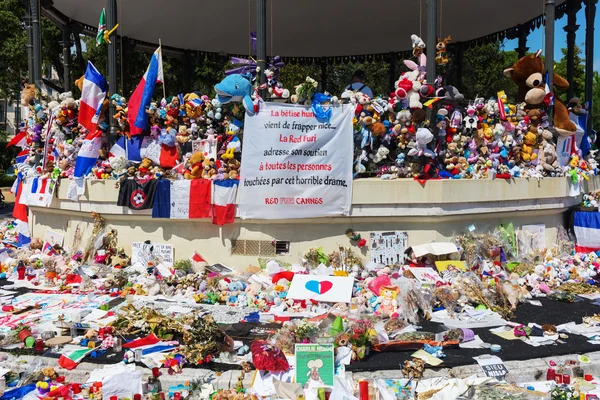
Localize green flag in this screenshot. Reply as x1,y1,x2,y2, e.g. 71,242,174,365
96,8,106,46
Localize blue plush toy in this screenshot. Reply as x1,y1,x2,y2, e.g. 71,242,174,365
214,74,255,115
159,128,177,147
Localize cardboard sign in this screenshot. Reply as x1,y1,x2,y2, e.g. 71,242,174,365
132,242,174,267
369,231,408,265
474,355,508,379
295,344,334,388
287,275,354,303
44,230,64,247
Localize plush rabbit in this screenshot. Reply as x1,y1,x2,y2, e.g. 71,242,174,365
394,54,427,109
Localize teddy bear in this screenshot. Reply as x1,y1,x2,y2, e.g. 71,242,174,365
21,83,36,106
184,152,204,179
521,127,539,162
539,129,558,172
370,146,390,163
137,158,153,177
504,50,576,137
227,158,241,180
109,156,127,178
202,158,216,179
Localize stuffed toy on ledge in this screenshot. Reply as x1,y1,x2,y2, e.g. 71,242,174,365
503,50,576,137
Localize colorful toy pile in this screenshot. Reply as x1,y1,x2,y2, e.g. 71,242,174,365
10,36,596,189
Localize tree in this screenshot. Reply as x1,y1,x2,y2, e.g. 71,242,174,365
460,43,519,101
554,44,586,101
0,0,27,100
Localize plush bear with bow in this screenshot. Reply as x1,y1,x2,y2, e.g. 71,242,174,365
503,50,576,137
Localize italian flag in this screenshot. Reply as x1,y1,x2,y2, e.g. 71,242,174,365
58,347,94,370
96,8,107,46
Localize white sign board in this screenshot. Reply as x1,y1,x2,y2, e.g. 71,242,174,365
44,230,64,247
369,231,408,265
238,103,353,219
287,275,354,303
131,242,174,267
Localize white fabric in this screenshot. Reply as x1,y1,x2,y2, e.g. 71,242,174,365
573,226,600,248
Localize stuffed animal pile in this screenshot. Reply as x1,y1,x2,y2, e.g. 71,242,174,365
11,37,596,186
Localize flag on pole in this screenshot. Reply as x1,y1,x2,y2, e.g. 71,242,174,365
78,62,108,133
6,129,28,148
211,180,238,226
128,47,164,136
12,173,30,247
15,149,29,165
73,130,103,179
96,8,107,46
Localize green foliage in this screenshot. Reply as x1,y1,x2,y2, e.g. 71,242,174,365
173,259,192,273
0,0,27,99
0,175,16,187
459,43,519,101
554,44,586,100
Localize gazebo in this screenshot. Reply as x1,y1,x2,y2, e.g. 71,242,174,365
24,0,597,135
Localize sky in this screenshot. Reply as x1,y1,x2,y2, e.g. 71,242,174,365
503,6,599,71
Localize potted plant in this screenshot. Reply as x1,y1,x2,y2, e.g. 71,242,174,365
12,324,35,347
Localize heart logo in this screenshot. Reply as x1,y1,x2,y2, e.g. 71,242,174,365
305,280,333,295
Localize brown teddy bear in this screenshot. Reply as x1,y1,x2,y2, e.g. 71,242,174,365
202,158,216,179
21,83,36,106
503,50,576,137
137,158,153,177
227,159,241,180
184,152,204,179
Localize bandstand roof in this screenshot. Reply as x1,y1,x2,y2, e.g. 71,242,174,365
50,0,566,58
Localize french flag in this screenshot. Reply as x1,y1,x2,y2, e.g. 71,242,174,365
6,129,27,148
211,180,238,226
109,135,144,162
73,130,103,179
152,179,211,219
12,173,30,247
78,62,108,133
15,150,29,165
573,211,600,253
128,47,163,136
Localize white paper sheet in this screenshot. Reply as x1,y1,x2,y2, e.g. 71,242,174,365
412,242,458,257
101,370,143,399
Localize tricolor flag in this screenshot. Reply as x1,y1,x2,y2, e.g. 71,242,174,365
43,242,58,256
109,135,178,167
96,8,107,46
73,129,103,179
58,347,94,370
573,211,600,253
12,173,30,247
211,180,238,226
128,47,163,136
20,177,54,207
6,129,27,148
15,149,29,165
78,62,108,133
152,179,211,219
